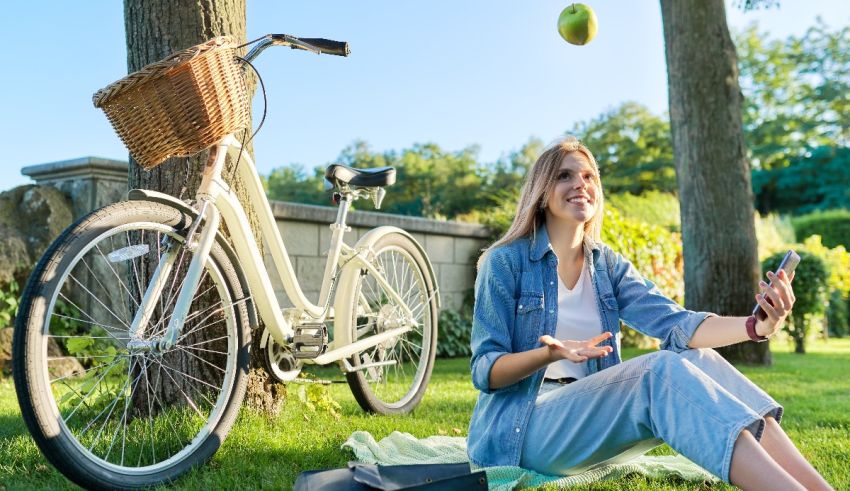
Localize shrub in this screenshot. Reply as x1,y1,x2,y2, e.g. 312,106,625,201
792,209,850,249
826,289,848,338
801,235,850,298
0,280,19,328
455,193,517,241
601,207,683,348
763,249,828,353
436,309,472,358
601,207,683,303
800,235,850,339
605,191,681,232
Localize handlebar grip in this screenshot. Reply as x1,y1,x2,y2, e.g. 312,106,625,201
298,38,350,57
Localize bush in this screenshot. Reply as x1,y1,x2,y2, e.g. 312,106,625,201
601,207,683,303
605,191,681,232
601,207,683,348
826,290,848,338
799,235,850,339
763,249,828,353
455,195,516,240
0,280,19,328
792,209,850,249
436,309,472,358
801,235,850,298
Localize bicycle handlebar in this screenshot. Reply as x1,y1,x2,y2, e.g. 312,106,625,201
242,33,349,66
273,34,350,57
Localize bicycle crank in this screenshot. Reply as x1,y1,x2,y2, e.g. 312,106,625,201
261,326,303,382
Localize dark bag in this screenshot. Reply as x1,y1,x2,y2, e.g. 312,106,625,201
293,462,488,491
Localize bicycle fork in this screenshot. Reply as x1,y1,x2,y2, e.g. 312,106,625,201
126,201,221,352
127,179,223,353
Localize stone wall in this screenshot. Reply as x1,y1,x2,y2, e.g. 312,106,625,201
19,158,492,313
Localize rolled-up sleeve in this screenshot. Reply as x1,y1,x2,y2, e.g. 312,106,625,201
607,248,715,352
470,250,520,394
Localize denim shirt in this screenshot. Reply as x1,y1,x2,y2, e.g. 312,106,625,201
467,225,714,468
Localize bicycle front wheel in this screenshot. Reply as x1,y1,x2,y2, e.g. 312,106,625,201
12,201,250,490
344,232,438,414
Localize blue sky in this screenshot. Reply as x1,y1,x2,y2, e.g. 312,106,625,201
2,1,848,191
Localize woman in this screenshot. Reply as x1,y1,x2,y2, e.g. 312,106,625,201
467,136,832,490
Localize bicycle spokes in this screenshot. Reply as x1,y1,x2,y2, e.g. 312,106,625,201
41,221,240,470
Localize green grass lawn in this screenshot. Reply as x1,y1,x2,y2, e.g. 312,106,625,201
2,339,849,490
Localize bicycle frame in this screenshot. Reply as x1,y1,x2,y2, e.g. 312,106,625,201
130,134,417,367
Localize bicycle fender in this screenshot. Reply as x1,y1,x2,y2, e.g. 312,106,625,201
127,189,259,331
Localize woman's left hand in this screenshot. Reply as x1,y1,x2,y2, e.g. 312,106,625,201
754,269,796,338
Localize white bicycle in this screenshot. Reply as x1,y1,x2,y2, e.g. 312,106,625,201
13,34,439,489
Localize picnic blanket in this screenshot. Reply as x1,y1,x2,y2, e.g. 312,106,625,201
342,431,717,490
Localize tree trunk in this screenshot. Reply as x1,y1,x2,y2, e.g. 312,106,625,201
125,0,250,197
124,0,276,410
660,0,769,365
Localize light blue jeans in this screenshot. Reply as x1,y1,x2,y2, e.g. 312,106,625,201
520,348,783,482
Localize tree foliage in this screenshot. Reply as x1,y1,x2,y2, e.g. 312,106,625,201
753,146,850,214
264,139,540,221
570,102,676,194
738,20,849,171
264,164,327,206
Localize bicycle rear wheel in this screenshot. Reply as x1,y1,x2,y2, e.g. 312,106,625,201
344,232,438,414
13,201,250,490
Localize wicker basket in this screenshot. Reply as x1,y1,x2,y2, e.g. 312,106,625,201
93,36,250,170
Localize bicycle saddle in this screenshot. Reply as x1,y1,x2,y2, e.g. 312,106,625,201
325,164,396,187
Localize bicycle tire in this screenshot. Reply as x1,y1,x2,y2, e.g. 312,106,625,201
13,200,250,490
344,232,438,414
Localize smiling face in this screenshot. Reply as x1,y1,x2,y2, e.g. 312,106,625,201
544,151,600,227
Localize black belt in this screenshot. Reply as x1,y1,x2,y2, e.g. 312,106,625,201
543,377,577,385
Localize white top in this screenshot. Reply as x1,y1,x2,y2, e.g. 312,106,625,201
543,261,604,381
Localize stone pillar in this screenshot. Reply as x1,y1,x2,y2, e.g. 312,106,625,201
21,157,128,219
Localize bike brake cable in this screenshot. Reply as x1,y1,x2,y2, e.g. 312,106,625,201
228,55,268,182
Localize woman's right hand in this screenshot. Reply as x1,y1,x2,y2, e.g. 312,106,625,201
539,332,613,363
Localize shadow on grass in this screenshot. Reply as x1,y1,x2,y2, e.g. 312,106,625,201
0,414,28,440
175,444,355,489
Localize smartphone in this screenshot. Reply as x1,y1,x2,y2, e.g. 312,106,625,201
752,250,801,321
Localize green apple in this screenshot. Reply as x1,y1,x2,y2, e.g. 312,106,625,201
558,3,598,46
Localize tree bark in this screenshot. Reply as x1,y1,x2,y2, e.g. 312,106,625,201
660,0,769,365
123,0,276,410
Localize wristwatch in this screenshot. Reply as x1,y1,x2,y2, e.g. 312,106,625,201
745,315,768,342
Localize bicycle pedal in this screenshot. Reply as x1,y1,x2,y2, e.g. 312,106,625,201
292,324,329,359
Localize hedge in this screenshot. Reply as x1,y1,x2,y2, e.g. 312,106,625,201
605,191,681,233
601,206,683,348
792,209,850,249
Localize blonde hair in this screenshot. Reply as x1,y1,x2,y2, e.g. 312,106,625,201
478,136,604,269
